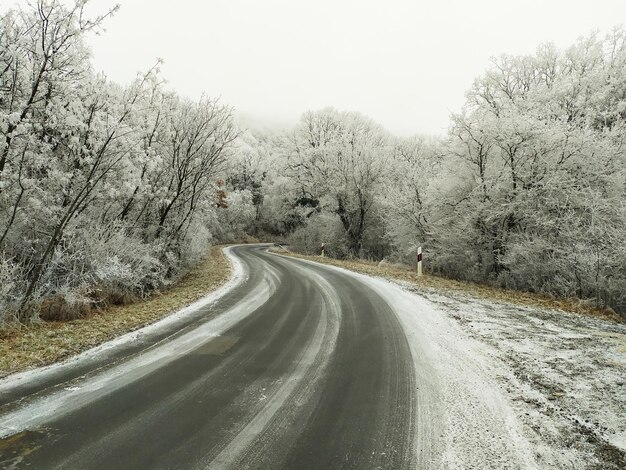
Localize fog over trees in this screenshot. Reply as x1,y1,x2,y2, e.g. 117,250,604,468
1,0,625,324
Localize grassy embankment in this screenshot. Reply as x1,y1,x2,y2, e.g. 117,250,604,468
277,249,623,323
0,246,231,378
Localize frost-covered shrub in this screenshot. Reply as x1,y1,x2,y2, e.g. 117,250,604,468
92,256,142,305
214,189,256,242
288,213,350,258
178,221,213,270
39,288,91,322
498,237,575,295
84,226,167,304
0,256,25,325
34,221,167,310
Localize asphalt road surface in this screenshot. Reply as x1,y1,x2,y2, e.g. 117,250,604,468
0,245,418,469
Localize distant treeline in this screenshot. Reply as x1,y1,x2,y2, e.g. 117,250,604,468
1,1,624,325
228,31,626,314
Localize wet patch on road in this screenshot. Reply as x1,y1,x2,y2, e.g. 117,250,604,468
193,336,240,355
0,428,52,469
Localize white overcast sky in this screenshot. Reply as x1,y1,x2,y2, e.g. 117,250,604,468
16,0,626,135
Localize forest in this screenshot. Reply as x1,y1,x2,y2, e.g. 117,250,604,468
1,0,625,325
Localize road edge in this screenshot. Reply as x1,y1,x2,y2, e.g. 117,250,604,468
271,250,540,469
0,246,246,392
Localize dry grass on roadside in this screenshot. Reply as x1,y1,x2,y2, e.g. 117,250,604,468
277,250,623,323
0,246,231,378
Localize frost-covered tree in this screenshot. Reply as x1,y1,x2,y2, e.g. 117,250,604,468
428,30,626,311
285,108,392,256
0,1,238,324
379,135,442,263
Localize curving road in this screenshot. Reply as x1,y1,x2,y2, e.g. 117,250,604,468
0,245,420,469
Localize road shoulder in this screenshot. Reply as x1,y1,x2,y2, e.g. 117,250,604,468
277,251,626,469
0,246,237,380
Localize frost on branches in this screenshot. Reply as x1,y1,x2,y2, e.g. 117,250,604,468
1,1,624,325
225,32,626,316
0,1,237,324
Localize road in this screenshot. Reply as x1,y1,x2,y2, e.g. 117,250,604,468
0,245,420,469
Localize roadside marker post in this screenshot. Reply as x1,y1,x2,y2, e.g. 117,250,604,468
321,243,325,258
417,246,423,276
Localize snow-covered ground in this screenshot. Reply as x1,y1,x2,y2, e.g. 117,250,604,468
3,249,624,469
285,256,626,469
405,283,626,469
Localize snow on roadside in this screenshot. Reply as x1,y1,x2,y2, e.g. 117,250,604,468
0,246,246,393
363,275,538,470
409,284,626,470
302,255,626,469
0,247,282,439
303,260,541,469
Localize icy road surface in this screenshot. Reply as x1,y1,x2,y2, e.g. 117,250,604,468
1,245,621,469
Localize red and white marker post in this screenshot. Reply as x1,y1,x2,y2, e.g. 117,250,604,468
417,246,423,276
